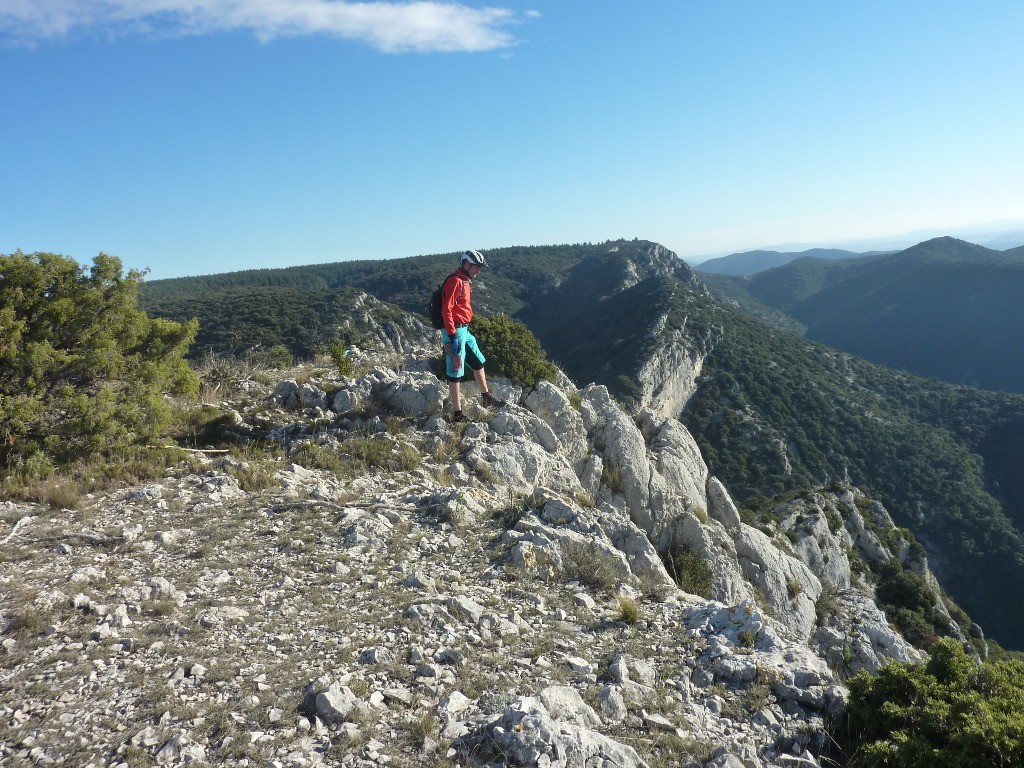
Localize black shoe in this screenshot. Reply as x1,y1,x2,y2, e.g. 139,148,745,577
481,392,506,408
451,410,467,423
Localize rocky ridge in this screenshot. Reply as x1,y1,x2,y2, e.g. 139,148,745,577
0,349,957,768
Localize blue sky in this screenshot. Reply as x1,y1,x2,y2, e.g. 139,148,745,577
2,1,1023,279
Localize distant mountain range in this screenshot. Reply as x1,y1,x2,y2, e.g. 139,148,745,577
705,237,1024,394
689,224,1024,276
696,248,887,276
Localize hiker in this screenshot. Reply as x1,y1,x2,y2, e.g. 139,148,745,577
440,250,506,422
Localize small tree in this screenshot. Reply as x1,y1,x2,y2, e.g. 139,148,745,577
845,638,1024,767
470,315,557,388
0,251,199,473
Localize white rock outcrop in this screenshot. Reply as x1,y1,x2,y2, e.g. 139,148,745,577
0,356,955,768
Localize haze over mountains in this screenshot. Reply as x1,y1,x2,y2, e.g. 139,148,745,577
687,222,1024,274
695,248,886,277
140,238,1024,648
703,237,1024,394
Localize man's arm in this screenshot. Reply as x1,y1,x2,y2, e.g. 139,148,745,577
441,275,462,337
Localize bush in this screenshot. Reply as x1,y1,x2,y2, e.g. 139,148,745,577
615,595,641,624
559,539,624,594
248,344,293,369
329,344,356,378
844,638,1024,767
663,544,714,598
470,315,557,387
1,252,199,475
872,559,949,647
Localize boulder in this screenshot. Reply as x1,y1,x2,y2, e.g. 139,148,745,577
734,524,822,641
375,373,445,417
523,380,589,466
460,696,649,768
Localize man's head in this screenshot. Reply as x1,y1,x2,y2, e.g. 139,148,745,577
461,249,486,278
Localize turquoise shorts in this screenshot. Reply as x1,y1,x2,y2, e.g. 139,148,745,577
442,326,486,381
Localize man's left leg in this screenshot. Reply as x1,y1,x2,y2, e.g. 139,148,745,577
472,368,505,408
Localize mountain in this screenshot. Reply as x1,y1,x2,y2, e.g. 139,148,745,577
981,230,1024,250
716,237,1024,394
140,240,1024,648
696,248,882,277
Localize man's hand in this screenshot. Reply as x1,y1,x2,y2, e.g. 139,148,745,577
447,338,463,373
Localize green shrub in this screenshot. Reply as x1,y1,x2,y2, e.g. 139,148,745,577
470,315,557,387
1,252,198,475
492,491,532,530
248,344,293,370
329,344,356,378
559,539,623,595
844,638,1024,767
872,559,949,647
662,544,714,598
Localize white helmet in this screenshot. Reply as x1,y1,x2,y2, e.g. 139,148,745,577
462,249,486,267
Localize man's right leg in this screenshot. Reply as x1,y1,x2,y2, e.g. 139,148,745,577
449,381,462,413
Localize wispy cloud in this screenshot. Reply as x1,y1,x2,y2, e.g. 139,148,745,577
0,0,530,52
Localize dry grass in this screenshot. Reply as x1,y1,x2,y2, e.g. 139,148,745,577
559,539,623,595
3,605,53,641
615,595,641,624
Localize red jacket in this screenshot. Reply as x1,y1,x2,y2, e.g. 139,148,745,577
441,268,473,336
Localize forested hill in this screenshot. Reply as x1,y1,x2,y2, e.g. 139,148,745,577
665,272,1024,647
140,242,615,358
705,237,1024,393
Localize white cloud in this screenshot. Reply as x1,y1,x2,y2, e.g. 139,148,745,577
0,0,529,52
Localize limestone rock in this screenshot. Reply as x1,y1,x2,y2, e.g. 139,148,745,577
461,696,648,768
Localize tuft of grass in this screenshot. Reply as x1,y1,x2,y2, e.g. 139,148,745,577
1,445,196,507
403,711,438,749
3,606,52,640
395,443,421,472
786,578,803,600
559,539,623,595
642,733,715,768
142,599,179,618
38,479,82,510
225,460,280,492
293,443,348,475
492,491,531,530
575,490,596,509
602,463,623,493
720,683,774,721
615,595,641,625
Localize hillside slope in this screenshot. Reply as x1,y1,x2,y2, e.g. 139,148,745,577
140,244,601,359
731,237,1024,393
664,276,1024,647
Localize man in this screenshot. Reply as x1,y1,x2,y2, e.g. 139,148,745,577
441,250,506,422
